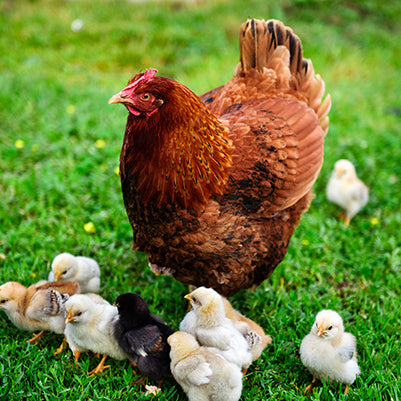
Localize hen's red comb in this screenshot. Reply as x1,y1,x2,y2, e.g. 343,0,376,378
123,68,158,93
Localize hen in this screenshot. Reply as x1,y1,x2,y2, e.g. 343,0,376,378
109,18,331,296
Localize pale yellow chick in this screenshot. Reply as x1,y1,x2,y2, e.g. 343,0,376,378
222,297,272,361
326,159,369,226
180,287,252,371
168,331,243,401
64,294,128,375
300,309,360,395
0,280,79,349
49,252,100,293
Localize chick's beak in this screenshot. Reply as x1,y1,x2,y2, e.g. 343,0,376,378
54,273,61,281
317,324,325,336
184,294,191,302
65,310,75,324
336,168,345,178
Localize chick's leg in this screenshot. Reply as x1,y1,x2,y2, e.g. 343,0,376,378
89,355,110,376
344,384,349,395
53,337,67,356
73,350,82,364
303,378,316,394
129,359,138,376
27,330,47,343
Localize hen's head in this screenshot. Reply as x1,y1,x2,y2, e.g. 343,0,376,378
109,69,165,117
109,69,233,212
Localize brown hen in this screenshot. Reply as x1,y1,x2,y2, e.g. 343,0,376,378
109,19,331,296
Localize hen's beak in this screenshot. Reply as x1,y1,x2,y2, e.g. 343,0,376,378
108,92,125,105
317,324,325,336
65,310,76,324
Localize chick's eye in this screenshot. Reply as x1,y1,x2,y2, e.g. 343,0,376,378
328,326,333,330
0,299,7,304
76,312,82,317
62,270,67,275
142,93,150,100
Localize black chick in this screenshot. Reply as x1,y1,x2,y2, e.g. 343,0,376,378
113,292,175,387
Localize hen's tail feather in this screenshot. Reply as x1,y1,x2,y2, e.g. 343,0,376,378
238,18,331,135
239,19,303,75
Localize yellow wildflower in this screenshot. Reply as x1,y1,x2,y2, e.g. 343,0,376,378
84,222,96,234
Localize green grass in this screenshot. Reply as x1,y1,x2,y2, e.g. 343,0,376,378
1,0,401,399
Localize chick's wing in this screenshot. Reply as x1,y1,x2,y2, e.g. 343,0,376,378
126,325,164,356
175,356,212,385
25,289,63,322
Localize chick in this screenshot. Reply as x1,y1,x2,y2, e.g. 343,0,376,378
326,159,369,226
168,331,243,401
49,252,101,293
113,293,175,387
180,287,252,371
222,297,272,361
64,294,128,375
0,280,78,349
300,309,360,395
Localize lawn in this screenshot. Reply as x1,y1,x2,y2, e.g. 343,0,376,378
0,0,400,399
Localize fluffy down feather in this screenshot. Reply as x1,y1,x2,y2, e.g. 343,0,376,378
180,287,252,371
64,294,128,375
0,280,79,342
113,292,175,385
168,331,243,401
300,309,360,394
49,252,101,293
326,159,369,226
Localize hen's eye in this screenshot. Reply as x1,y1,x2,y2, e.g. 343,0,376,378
142,94,150,100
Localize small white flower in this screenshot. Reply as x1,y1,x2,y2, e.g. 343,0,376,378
71,19,84,32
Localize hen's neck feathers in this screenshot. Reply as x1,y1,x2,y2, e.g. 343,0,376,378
120,78,233,212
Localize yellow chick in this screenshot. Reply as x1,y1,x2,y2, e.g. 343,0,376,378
326,159,369,226
180,287,252,371
168,331,243,401
64,294,128,375
49,252,101,293
0,281,79,348
222,298,272,361
300,309,360,395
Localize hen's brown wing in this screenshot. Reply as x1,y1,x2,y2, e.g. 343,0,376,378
221,96,324,213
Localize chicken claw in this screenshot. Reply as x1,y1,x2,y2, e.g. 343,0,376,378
88,355,110,376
